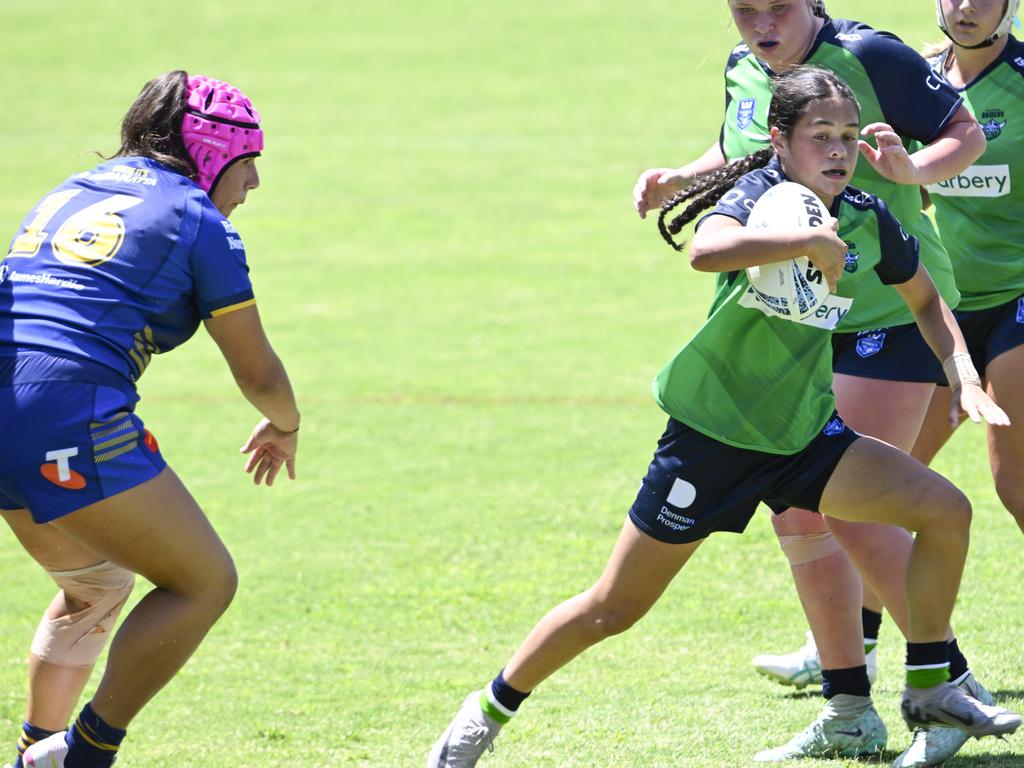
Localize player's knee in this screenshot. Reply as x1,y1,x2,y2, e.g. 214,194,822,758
778,532,842,566
31,561,135,667
994,477,1024,526
942,487,973,533
581,597,647,640
201,554,238,616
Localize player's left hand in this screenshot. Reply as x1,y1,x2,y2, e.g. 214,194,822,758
952,383,1011,428
240,418,299,485
859,123,918,185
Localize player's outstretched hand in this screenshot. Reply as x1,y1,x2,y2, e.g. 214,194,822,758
634,167,695,219
240,418,299,486
859,123,918,185
952,383,1011,428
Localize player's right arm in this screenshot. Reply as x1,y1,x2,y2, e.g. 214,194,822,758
205,305,301,485
634,142,727,219
689,214,845,287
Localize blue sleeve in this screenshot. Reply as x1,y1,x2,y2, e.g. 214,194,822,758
872,199,919,285
696,164,782,230
844,27,963,143
188,199,255,318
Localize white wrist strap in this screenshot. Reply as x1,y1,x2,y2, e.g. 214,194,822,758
943,352,981,389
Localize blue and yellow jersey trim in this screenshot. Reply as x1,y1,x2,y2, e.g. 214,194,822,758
210,297,257,317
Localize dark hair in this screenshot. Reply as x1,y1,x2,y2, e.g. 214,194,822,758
658,65,859,251
811,0,828,19
109,70,196,178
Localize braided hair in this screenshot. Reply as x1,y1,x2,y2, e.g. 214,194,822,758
658,65,859,251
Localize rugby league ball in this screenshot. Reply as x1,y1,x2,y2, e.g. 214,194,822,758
745,181,832,321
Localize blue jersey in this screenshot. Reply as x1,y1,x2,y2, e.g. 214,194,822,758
0,157,254,383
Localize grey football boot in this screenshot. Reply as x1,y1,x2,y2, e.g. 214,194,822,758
901,679,1022,738
755,694,887,761
427,692,503,768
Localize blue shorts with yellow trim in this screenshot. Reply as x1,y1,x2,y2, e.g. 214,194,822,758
832,322,944,384
937,294,1024,385
0,353,166,523
628,413,860,544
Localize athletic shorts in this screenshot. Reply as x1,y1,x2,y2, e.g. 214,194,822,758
937,294,1024,386
831,322,944,384
628,413,860,544
0,353,167,523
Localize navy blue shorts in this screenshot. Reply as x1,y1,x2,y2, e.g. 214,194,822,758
628,414,860,544
937,294,1024,385
0,353,167,523
831,323,944,384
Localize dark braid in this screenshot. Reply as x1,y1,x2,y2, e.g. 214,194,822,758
658,149,774,251
658,65,859,252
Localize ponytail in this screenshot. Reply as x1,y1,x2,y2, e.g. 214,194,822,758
658,148,775,251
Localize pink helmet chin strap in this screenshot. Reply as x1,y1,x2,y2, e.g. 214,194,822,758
181,75,264,194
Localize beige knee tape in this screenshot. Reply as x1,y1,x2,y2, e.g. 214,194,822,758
778,532,842,566
30,561,135,667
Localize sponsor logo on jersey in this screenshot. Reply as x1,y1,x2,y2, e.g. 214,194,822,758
40,447,87,490
1017,297,1024,325
844,242,860,273
835,33,863,41
926,164,1011,197
0,264,8,283
739,288,854,330
737,98,757,130
226,237,245,251
220,220,239,234
822,416,847,436
76,166,158,187
143,429,160,453
855,330,886,358
980,108,1007,140
5,270,86,291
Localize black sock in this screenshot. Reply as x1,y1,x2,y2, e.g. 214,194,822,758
15,721,57,768
948,638,970,683
490,669,531,712
861,608,882,650
65,702,126,768
822,665,871,699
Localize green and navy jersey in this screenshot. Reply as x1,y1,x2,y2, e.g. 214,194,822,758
654,158,919,454
925,37,1024,310
0,157,255,383
719,16,960,330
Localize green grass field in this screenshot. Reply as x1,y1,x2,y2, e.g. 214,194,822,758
2,1,1023,765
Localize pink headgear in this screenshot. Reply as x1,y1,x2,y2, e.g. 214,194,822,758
181,75,264,194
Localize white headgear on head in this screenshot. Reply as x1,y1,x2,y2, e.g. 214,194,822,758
936,0,1020,47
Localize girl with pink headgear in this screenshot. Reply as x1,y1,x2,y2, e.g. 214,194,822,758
0,70,300,768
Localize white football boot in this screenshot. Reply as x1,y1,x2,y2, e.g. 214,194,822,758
754,694,888,761
427,692,503,768
901,680,1022,738
22,731,68,768
892,673,1001,767
753,630,880,689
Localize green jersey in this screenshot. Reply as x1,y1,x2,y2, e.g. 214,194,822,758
925,37,1024,310
719,17,961,330
655,159,920,454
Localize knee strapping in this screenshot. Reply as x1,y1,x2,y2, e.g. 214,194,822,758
30,561,135,667
778,532,842,566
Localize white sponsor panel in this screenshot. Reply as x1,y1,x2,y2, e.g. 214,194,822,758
927,164,1011,198
739,286,854,330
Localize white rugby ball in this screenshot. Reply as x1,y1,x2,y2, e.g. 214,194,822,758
745,181,832,321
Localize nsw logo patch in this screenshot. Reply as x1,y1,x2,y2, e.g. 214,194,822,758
737,98,756,130
855,331,886,358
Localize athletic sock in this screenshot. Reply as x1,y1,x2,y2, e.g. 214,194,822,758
947,638,970,683
905,641,950,689
15,721,57,768
64,703,126,768
862,608,882,654
480,669,531,724
822,665,871,700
